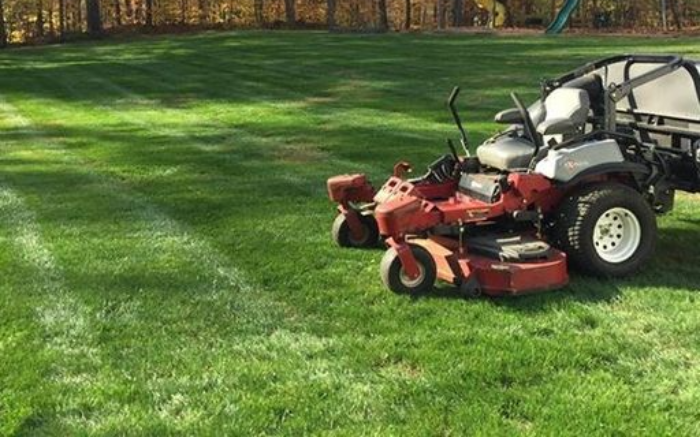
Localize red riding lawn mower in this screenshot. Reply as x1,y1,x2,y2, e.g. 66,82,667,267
327,55,700,297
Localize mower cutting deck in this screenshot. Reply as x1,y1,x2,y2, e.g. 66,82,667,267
406,235,568,297
328,54,700,297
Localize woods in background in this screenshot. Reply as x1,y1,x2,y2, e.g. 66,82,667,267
0,0,698,46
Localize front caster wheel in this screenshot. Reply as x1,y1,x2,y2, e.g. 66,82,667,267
380,245,436,295
332,213,379,248
459,277,482,299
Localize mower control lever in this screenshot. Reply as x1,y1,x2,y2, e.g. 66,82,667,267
446,139,460,162
510,92,543,170
448,87,469,155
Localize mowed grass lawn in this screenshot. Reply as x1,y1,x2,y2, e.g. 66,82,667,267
1,31,700,435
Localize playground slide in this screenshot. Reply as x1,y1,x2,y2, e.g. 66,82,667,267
475,0,506,28
546,0,581,34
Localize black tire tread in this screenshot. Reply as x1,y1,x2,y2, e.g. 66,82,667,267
549,183,656,277
331,213,379,248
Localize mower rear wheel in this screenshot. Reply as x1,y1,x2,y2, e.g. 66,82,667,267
332,213,379,248
380,245,437,295
549,183,656,277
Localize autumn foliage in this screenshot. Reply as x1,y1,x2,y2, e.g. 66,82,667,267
0,0,698,47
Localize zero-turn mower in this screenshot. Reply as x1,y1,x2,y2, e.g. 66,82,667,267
327,55,700,297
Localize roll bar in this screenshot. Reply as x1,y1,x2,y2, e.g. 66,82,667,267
542,54,686,131
544,54,684,94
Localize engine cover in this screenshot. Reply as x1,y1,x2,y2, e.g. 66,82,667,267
535,139,625,182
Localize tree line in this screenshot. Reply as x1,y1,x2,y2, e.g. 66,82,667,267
0,0,698,47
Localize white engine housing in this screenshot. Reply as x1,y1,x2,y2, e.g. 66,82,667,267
535,139,625,183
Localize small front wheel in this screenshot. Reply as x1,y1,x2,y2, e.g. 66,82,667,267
332,213,379,248
380,245,437,294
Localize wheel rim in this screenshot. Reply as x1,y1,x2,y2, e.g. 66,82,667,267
593,207,641,264
399,263,426,288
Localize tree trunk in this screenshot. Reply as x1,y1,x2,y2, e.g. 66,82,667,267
326,0,336,29
436,0,446,29
77,0,83,32
284,0,295,25
198,0,209,23
125,0,134,23
404,0,411,29
86,0,103,35
180,0,187,24
451,0,462,26
670,0,682,29
48,0,55,35
145,0,153,26
114,0,122,26
37,0,45,37
377,0,389,30
59,0,66,40
254,0,263,25
0,0,6,47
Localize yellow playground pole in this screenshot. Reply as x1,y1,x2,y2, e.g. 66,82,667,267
475,0,506,27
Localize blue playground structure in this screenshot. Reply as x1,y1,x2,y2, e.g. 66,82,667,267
546,0,581,34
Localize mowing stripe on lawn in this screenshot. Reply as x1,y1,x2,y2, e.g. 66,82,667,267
41,72,351,198
0,93,318,431
0,184,103,405
0,82,431,433
0,93,290,326
0,94,256,296
44,60,388,176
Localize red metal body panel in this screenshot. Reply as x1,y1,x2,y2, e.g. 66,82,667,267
373,177,457,204
374,173,561,240
327,174,376,204
412,236,569,296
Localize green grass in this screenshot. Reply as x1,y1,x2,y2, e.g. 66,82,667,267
1,31,700,435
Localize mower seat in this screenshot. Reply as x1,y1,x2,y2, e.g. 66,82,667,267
476,136,536,170
537,88,591,142
477,88,590,171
